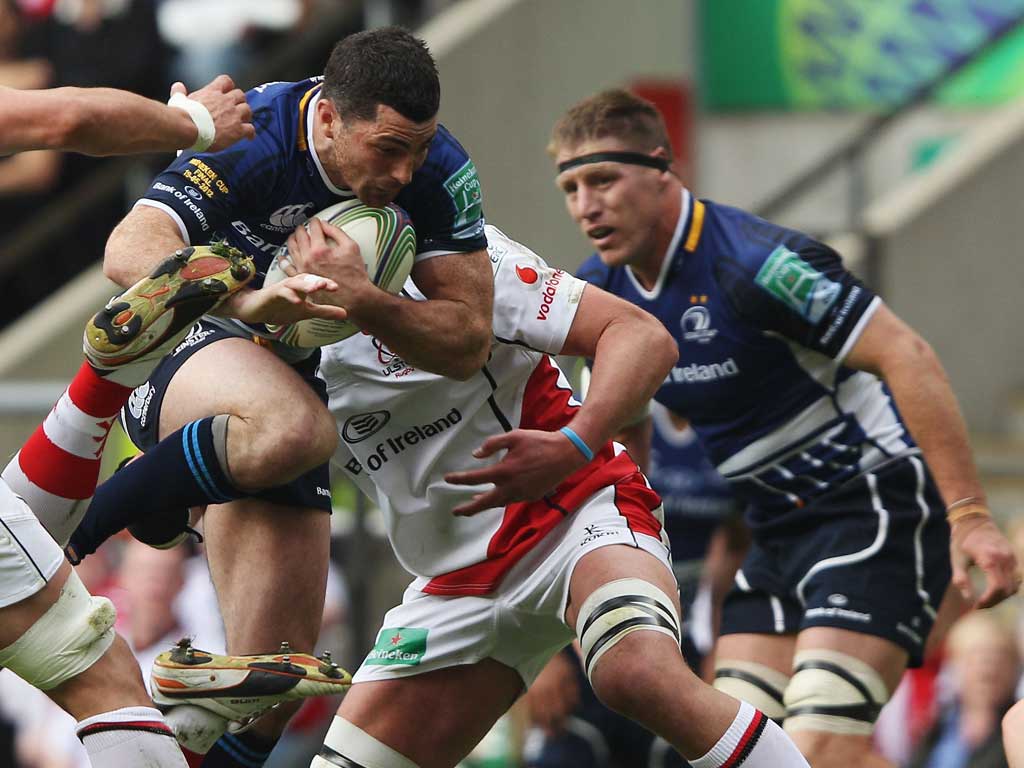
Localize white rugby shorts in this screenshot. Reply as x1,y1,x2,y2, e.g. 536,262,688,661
0,479,64,608
353,485,673,687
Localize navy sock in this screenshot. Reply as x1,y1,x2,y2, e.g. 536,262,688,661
203,731,277,768
69,417,242,559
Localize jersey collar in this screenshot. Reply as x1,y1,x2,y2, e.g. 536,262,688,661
306,90,356,198
625,187,690,300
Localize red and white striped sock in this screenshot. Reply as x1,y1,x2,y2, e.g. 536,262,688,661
1,361,132,546
690,701,809,768
77,706,187,768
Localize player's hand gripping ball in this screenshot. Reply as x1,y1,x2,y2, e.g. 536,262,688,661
264,199,416,347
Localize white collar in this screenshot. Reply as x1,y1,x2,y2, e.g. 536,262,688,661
306,91,355,197
625,187,689,300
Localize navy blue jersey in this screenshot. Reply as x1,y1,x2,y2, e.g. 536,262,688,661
648,402,736,562
137,78,487,294
578,190,916,528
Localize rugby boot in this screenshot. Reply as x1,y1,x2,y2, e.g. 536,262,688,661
84,242,254,387
151,639,351,727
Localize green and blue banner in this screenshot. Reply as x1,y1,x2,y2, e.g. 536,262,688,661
701,0,1024,110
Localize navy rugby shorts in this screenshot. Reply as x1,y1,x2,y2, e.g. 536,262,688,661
120,320,332,513
720,455,951,666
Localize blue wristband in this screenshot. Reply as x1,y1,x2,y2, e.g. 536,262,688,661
559,426,594,462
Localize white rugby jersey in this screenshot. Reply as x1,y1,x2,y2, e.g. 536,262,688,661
322,226,663,596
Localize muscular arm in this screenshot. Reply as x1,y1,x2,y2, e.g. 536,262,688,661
446,285,677,514
845,303,1019,606
845,304,980,510
347,249,494,380
0,77,253,157
104,206,187,287
559,286,677,455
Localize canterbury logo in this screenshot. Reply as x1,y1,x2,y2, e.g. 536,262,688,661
268,203,314,229
342,411,391,443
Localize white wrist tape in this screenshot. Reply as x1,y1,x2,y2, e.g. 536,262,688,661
168,92,216,152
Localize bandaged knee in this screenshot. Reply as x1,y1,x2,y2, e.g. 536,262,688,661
575,578,681,681
783,649,890,735
0,570,115,690
714,660,790,722
311,715,420,768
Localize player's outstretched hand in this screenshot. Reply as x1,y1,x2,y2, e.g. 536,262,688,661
172,75,255,151
445,429,590,516
950,516,1021,608
223,273,348,325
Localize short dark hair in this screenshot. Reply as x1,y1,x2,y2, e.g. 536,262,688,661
323,26,440,123
549,89,673,161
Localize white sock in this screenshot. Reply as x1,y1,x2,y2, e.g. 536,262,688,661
76,706,187,768
690,700,809,768
165,704,230,754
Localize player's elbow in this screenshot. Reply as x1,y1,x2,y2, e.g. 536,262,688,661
449,323,491,381
880,328,942,380
648,320,679,380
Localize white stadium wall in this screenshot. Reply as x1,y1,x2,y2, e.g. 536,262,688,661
421,0,696,271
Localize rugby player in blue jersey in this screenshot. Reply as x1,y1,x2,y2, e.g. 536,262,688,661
549,89,1021,768
63,27,494,766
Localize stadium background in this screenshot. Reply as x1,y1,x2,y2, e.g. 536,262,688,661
0,0,1023,766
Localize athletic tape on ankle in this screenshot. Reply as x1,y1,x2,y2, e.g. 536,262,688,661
168,92,216,152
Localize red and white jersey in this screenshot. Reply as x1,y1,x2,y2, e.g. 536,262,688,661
322,226,663,596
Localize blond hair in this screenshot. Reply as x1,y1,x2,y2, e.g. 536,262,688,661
548,89,673,161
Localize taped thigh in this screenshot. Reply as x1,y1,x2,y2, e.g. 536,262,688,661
575,578,680,681
713,659,790,722
0,570,115,690
783,649,890,736
311,715,420,768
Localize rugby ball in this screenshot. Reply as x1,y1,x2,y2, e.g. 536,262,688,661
264,199,416,347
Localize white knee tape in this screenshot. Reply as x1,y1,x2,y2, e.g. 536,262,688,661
311,715,420,768
783,649,890,736
575,578,680,681
713,660,790,722
0,570,115,690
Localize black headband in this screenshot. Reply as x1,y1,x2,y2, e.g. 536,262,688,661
557,151,669,174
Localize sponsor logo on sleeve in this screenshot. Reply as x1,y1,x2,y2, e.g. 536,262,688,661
755,246,841,324
515,264,539,285
365,627,428,666
535,270,565,321
443,159,483,234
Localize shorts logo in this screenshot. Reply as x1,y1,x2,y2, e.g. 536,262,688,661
580,524,618,546
827,593,848,607
172,322,216,356
127,382,156,427
342,411,391,443
680,306,717,344
365,627,428,666
515,264,539,285
755,245,841,324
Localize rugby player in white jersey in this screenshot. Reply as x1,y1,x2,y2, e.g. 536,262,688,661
277,218,810,768
0,81,347,767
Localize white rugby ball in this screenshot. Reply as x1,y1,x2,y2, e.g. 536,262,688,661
264,199,416,347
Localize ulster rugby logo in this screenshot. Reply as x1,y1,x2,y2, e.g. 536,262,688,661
342,411,390,443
